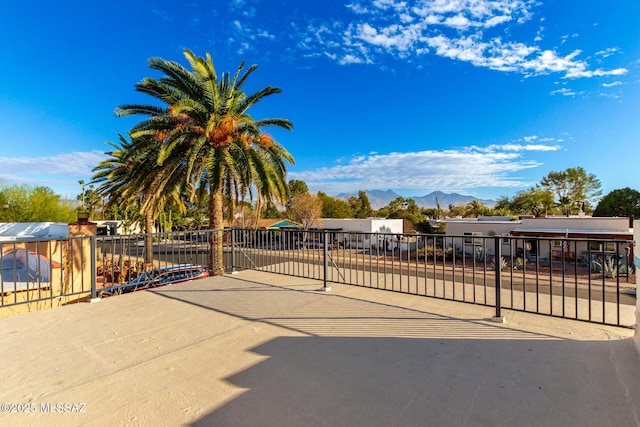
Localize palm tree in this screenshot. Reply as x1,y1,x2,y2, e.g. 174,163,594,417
91,134,187,263
116,49,294,275
91,135,140,217
465,200,487,218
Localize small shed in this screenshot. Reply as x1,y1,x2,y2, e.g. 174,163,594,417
319,218,404,249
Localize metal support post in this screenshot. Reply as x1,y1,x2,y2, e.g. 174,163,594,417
322,230,331,291
89,236,100,302
231,228,237,274
492,236,505,323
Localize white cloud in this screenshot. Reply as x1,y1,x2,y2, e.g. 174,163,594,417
349,22,423,52
599,92,620,99
346,3,370,14
232,19,274,43
595,47,620,58
602,81,622,87
485,143,560,152
0,151,107,178
339,54,367,65
485,15,510,27
564,66,627,79
443,14,473,29
151,9,172,21
298,1,625,80
215,1,628,82
550,87,584,97
0,151,109,196
289,142,559,194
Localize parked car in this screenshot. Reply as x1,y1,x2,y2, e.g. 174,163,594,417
101,264,209,296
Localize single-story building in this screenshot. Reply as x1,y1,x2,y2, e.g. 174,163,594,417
92,220,143,235
319,218,404,249
441,216,632,262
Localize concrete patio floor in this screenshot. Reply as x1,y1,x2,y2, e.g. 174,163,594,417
0,270,638,426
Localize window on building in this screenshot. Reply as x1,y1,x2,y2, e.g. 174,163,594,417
588,241,617,252
464,232,483,246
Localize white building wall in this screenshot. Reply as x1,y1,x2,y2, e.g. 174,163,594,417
444,221,518,238
443,217,632,260
93,220,142,235
522,217,629,231
443,221,517,257
320,218,403,249
320,218,403,234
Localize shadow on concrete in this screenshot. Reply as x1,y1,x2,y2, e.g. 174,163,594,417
142,274,640,426
190,336,640,427
150,277,561,341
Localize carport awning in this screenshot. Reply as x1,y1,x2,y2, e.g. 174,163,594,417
510,228,632,240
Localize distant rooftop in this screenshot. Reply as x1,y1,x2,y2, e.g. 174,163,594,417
0,222,69,242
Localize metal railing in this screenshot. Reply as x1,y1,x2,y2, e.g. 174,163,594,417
0,228,635,327
231,229,636,328
0,235,95,314
0,230,228,315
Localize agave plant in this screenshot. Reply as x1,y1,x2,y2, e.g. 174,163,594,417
491,256,509,271
589,259,602,273
603,257,618,278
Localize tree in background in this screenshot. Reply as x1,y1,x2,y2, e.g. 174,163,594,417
594,187,640,225
378,197,423,231
349,190,374,218
81,184,103,220
421,207,439,219
0,184,77,222
540,167,601,215
510,188,555,217
414,219,445,234
261,201,281,219
464,199,489,218
103,204,142,234
318,192,352,218
447,203,466,218
286,180,309,208
287,193,322,229
493,196,511,212
383,197,420,217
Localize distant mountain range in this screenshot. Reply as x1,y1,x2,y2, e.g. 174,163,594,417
335,189,496,210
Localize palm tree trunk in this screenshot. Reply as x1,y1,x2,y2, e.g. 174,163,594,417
209,189,225,275
144,209,154,264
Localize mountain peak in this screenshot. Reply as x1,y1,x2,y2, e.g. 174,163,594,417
335,189,495,209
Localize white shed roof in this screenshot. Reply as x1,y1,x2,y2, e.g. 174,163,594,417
0,222,70,242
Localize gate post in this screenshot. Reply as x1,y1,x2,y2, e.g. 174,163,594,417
231,228,237,274
634,220,640,349
492,236,506,323
90,236,100,302
322,230,331,291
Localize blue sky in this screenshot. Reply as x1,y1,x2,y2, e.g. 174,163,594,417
1,0,638,202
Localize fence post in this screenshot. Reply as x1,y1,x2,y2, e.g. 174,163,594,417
492,236,505,323
322,230,331,291
231,228,237,274
90,236,99,302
